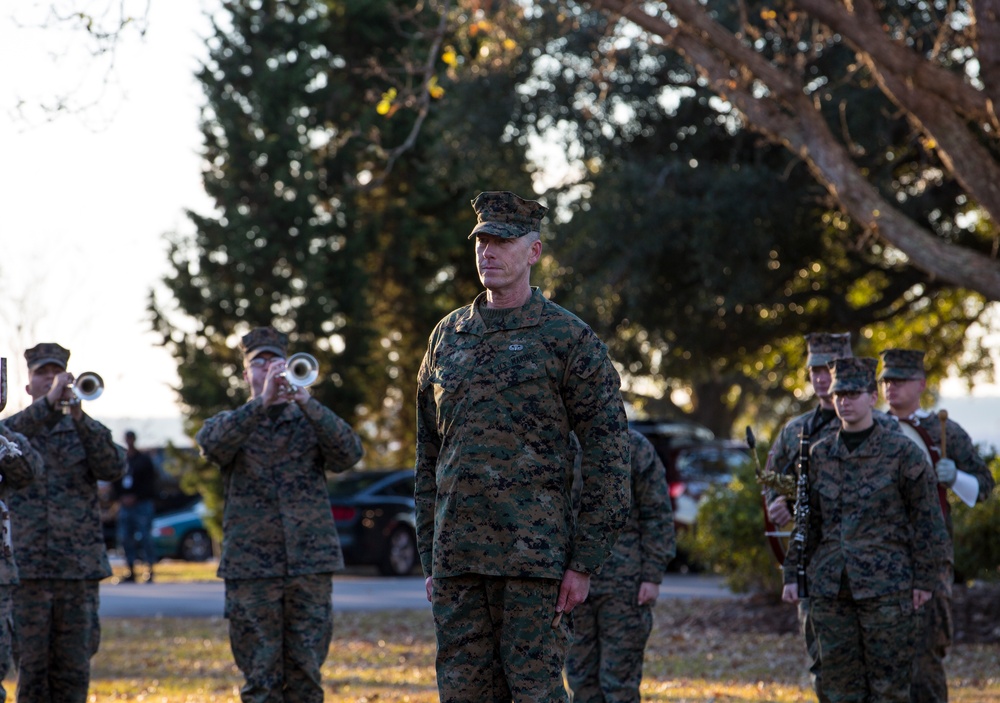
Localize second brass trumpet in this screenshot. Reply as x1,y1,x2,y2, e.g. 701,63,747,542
279,353,319,392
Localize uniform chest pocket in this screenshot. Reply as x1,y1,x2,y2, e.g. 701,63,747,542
816,479,841,507
857,472,896,500
490,360,549,393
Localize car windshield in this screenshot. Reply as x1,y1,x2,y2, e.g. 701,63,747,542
676,447,748,483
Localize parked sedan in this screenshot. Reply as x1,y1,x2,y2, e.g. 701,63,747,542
151,499,214,562
328,469,418,577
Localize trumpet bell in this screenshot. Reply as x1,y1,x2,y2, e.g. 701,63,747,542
285,353,319,389
73,372,104,402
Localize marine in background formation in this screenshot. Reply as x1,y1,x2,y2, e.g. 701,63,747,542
566,428,675,703
764,331,853,700
0,421,43,703
879,349,996,703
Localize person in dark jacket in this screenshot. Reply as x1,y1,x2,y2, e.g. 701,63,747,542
113,430,159,583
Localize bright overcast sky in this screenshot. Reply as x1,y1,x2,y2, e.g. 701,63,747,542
0,0,212,426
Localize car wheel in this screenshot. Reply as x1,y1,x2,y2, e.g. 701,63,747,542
179,529,213,562
377,526,417,577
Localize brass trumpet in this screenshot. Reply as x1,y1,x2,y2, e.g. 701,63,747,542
60,372,104,413
278,353,319,393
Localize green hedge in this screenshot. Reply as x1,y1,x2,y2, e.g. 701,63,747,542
680,456,784,595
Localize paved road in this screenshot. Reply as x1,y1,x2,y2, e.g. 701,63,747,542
99,573,735,618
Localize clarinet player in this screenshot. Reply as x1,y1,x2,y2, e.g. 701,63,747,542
782,357,948,703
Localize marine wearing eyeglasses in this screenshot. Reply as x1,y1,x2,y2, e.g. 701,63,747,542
196,326,364,703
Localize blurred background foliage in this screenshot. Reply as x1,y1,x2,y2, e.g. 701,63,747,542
136,1,1000,545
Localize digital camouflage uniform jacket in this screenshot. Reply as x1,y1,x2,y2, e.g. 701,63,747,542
6,398,125,579
764,407,895,506
0,423,43,585
415,288,631,580
589,429,675,595
783,422,949,597
197,397,364,579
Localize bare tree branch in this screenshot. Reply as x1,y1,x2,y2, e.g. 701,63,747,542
587,0,1000,299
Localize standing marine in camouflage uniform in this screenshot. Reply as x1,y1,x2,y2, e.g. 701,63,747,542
0,421,43,703
782,357,949,703
415,191,630,703
764,332,853,701
196,326,364,703
566,428,675,703
5,343,126,703
879,349,995,703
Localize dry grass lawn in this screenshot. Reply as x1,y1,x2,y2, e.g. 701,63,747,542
5,562,997,702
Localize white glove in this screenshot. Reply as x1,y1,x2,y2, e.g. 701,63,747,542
936,458,957,487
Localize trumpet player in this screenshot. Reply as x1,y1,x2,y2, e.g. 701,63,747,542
4,342,125,703
196,326,363,703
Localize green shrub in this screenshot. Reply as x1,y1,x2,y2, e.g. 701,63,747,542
681,456,785,595
951,453,1000,583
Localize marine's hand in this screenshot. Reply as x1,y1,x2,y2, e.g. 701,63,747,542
781,583,799,604
425,576,433,603
290,384,311,405
935,458,957,487
261,362,291,407
45,372,74,409
767,497,792,526
556,569,590,615
637,581,659,606
913,589,932,611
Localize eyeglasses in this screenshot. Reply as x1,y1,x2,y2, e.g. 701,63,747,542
248,356,284,368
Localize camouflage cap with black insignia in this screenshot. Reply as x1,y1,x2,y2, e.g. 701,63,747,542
878,348,927,381
240,326,288,362
24,342,70,372
829,357,878,393
805,332,852,367
469,191,548,239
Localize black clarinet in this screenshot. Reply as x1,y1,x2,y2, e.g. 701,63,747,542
794,429,810,598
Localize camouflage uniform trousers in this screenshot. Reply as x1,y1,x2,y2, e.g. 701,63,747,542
432,574,572,703
224,574,333,703
810,590,918,703
798,598,832,703
0,586,12,703
565,590,653,703
12,579,101,703
910,588,952,703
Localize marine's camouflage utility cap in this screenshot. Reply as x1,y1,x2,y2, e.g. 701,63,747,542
469,191,548,239
805,332,852,367
829,357,878,393
240,326,288,362
878,348,927,380
24,342,70,372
